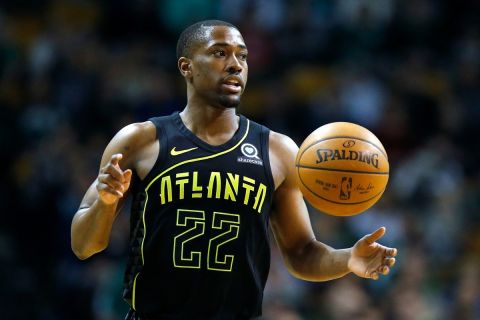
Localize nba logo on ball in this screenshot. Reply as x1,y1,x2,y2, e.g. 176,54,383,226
339,177,352,200
295,122,389,216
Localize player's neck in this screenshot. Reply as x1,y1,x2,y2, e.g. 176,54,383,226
179,104,240,146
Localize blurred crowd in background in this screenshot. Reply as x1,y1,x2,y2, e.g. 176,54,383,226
1,0,480,319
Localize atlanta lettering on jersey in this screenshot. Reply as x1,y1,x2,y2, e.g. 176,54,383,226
158,171,268,213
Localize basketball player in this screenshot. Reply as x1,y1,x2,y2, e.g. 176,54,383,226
71,20,397,320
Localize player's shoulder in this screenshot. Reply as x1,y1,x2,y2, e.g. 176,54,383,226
107,121,157,158
102,121,158,168
115,121,157,146
267,130,299,187
269,130,299,155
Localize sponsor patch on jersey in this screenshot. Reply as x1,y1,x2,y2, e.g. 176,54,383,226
238,143,263,166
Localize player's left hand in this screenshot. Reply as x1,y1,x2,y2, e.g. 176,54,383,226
348,227,397,280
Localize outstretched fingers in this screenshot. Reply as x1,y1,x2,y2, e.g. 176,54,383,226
97,153,132,203
103,154,126,182
97,181,124,198
123,169,133,181
352,227,399,280
371,252,397,279
98,174,125,196
367,271,379,280
110,153,123,166
367,265,390,280
384,256,396,267
379,265,390,275
387,248,398,257
365,227,386,244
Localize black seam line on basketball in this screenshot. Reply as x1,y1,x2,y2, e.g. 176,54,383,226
296,165,389,175
297,167,386,205
299,136,388,160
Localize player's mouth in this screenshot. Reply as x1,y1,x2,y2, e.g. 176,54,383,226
221,76,243,94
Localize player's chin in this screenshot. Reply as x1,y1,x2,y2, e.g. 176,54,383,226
218,94,241,109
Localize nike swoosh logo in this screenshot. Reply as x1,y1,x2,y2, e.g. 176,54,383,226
170,146,198,156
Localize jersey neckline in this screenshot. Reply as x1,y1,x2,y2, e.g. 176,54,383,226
172,111,248,153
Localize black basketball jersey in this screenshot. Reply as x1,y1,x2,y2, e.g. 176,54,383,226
123,112,275,319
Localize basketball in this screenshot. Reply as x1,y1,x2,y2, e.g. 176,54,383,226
295,122,389,216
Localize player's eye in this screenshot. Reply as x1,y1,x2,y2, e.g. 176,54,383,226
238,53,248,61
213,50,226,57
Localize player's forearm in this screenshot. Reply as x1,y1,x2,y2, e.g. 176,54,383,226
71,199,118,260
285,240,352,281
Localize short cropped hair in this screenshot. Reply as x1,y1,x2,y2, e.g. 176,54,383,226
176,20,238,60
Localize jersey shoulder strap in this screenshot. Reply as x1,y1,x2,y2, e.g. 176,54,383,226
146,112,177,172
244,118,274,189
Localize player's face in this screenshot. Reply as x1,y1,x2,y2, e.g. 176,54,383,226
188,26,248,109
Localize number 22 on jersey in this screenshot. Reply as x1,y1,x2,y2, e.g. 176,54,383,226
173,209,240,272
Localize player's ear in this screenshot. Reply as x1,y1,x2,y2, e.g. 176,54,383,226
178,57,192,78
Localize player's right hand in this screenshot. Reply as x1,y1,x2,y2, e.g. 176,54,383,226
97,153,132,205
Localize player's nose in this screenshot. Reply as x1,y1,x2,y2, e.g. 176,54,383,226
226,56,242,74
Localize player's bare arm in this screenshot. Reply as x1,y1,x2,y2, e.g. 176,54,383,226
71,121,158,260
269,131,397,281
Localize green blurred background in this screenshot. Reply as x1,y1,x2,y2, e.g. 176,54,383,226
1,0,479,319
